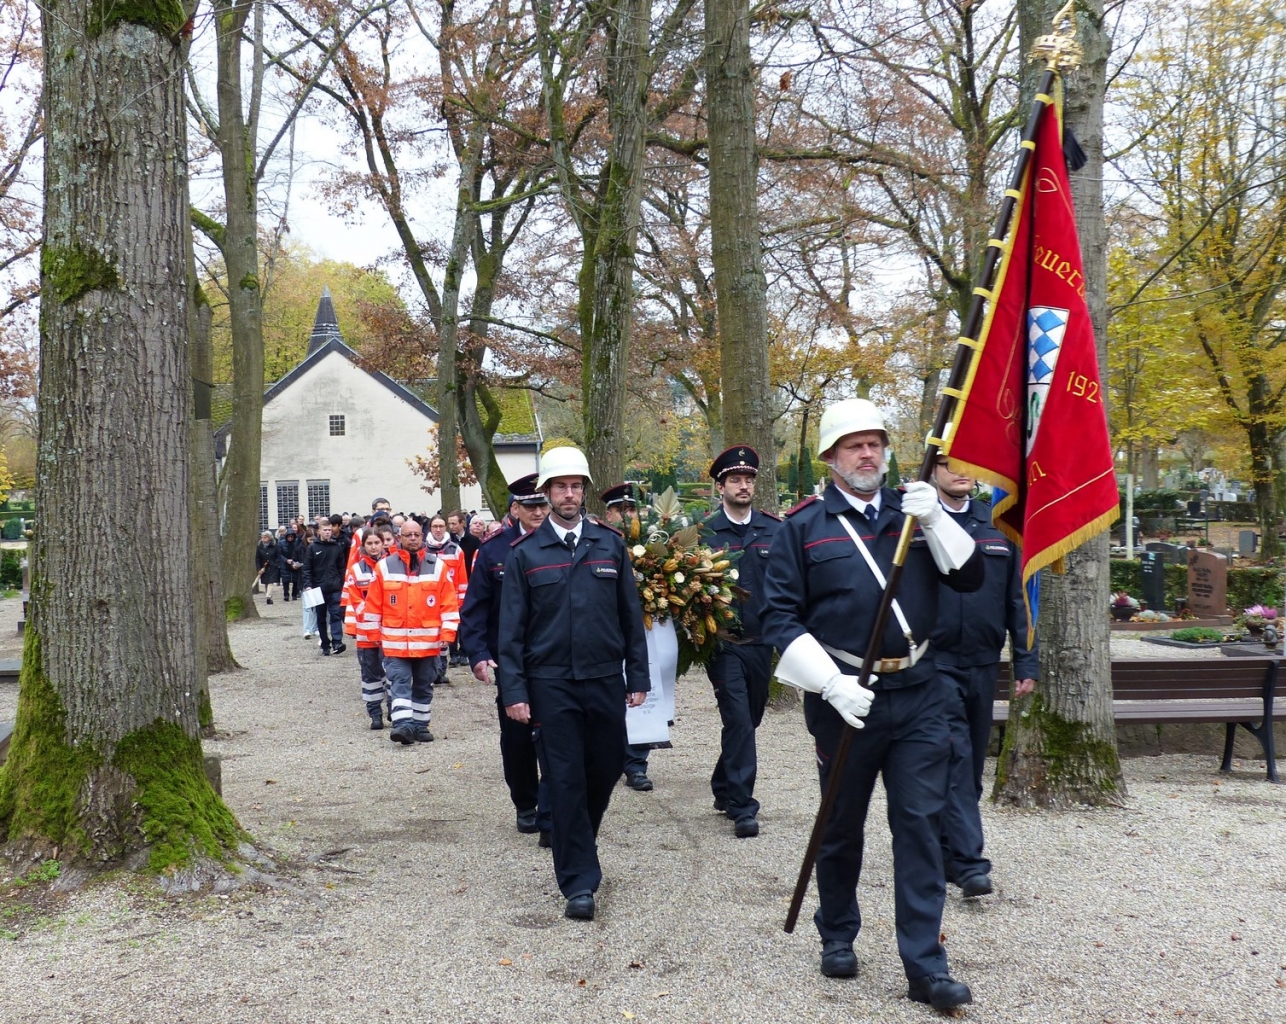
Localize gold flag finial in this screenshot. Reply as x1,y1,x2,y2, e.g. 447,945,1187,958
1031,1,1082,71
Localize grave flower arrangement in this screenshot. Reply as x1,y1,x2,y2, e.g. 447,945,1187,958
622,487,742,674
1238,605,1278,632
1110,591,1139,621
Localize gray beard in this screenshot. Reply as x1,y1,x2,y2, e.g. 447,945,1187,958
837,462,886,494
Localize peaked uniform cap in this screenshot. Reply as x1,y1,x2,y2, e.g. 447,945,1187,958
508,473,549,506
600,483,638,506
709,445,760,480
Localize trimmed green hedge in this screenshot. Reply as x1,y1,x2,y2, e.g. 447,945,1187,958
1109,559,1283,611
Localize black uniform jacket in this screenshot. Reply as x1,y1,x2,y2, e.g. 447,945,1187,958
458,522,520,665
302,537,347,593
701,507,779,644
760,484,984,690
931,498,1039,677
497,517,650,707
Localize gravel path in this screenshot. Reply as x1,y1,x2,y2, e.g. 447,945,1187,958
0,597,1283,1023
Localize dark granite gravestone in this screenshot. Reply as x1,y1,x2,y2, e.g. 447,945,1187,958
1187,549,1228,618
1141,551,1167,611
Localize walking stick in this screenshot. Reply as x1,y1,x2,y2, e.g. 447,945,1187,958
783,8,1082,934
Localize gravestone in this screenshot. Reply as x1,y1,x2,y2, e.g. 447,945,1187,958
1140,551,1167,611
1187,549,1228,618
1238,530,1258,556
1146,541,1182,558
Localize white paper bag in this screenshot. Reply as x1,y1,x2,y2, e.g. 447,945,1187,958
301,586,325,609
626,619,679,745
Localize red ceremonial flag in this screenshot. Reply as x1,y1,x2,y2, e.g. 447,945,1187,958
944,92,1118,607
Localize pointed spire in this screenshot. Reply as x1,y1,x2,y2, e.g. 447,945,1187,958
306,287,344,355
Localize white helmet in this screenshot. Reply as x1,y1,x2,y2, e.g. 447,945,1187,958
537,445,594,488
818,398,888,458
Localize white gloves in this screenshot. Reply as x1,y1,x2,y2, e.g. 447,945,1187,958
899,480,941,525
901,480,975,572
821,672,877,729
775,633,876,729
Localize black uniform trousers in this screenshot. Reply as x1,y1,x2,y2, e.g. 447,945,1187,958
940,662,998,881
495,691,552,830
707,644,772,821
804,677,951,980
530,672,626,898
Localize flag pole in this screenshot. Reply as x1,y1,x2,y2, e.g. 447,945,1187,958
783,3,1084,934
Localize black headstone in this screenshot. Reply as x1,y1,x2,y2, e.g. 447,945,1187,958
1140,551,1167,611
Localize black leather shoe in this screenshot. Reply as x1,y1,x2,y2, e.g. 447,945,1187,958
331,642,347,655
565,894,595,920
907,974,972,1010
413,728,434,743
538,830,552,849
734,816,759,839
624,772,653,792
960,872,993,898
712,796,727,813
820,940,858,978
319,646,332,656
390,723,416,745
516,810,539,834
369,713,384,731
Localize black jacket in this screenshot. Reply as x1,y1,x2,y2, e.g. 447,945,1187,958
760,484,983,689
498,517,650,706
701,506,780,644
458,522,521,665
302,537,347,594
278,536,306,575
256,541,281,584
932,498,1039,677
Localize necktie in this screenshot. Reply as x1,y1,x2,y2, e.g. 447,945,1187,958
865,504,878,524
565,532,577,553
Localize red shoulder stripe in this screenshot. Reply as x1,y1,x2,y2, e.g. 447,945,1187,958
784,495,819,517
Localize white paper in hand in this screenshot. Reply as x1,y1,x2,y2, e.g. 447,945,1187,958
301,586,325,608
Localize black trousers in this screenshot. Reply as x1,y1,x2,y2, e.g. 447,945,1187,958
707,644,772,821
529,673,626,898
495,692,551,828
804,678,951,980
939,662,997,882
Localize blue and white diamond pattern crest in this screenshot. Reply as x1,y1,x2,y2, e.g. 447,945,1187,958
1027,306,1068,383
1025,306,1070,455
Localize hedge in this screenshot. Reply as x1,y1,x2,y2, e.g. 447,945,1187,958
1109,559,1283,612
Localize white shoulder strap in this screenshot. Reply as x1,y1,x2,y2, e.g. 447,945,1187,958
833,512,917,644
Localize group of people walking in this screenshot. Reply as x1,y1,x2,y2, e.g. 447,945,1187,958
260,396,1034,1013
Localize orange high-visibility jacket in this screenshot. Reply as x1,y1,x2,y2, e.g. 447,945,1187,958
362,548,460,657
342,554,381,647
426,539,468,607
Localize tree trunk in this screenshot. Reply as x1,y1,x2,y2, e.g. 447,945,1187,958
996,0,1124,808
435,132,485,516
1,5,240,869
190,274,239,681
215,0,263,621
461,245,518,519
705,0,777,510
581,0,650,506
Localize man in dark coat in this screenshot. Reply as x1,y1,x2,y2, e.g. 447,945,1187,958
701,445,780,838
930,455,1038,898
302,521,348,655
459,474,552,842
498,446,649,922
761,398,982,1012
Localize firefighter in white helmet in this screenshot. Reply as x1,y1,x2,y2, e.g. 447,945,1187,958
497,445,650,922
760,397,983,1011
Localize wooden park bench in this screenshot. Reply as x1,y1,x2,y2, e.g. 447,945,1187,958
996,657,1282,782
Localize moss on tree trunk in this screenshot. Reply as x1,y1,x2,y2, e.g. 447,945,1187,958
993,693,1124,808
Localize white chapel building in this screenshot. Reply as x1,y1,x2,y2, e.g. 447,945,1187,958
221,289,542,529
